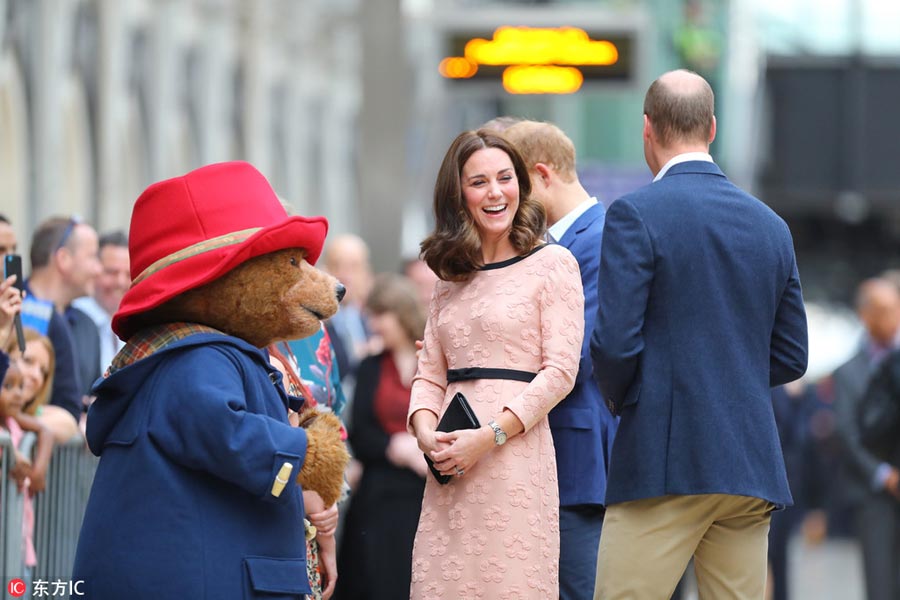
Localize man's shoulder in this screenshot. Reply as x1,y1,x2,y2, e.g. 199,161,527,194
558,202,603,244
626,171,785,226
72,296,108,327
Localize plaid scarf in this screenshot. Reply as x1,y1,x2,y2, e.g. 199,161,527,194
106,322,224,376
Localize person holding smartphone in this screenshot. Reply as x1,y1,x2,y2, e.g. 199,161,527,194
0,269,25,381
0,214,23,394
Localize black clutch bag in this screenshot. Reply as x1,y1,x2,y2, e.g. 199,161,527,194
424,392,481,485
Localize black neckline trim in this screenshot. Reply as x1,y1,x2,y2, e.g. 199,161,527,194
478,243,549,271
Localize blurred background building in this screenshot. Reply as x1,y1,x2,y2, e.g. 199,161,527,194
4,0,897,296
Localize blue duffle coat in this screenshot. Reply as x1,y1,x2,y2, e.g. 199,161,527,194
73,331,313,599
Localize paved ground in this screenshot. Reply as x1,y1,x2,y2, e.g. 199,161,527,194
787,537,864,600
678,536,865,599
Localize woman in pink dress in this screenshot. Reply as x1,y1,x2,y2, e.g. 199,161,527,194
407,129,584,599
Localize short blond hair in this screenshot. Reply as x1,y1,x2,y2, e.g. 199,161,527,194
503,121,578,184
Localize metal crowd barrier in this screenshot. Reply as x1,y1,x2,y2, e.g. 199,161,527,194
0,431,97,598
1,429,28,582
33,436,98,584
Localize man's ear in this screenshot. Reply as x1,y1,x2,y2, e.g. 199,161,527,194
709,116,717,144
534,163,553,187
643,114,652,143
54,246,72,274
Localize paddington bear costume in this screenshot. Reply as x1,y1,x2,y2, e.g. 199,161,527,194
73,162,347,599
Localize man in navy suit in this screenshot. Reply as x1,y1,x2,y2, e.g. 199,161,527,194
833,278,900,600
590,70,808,599
506,120,618,600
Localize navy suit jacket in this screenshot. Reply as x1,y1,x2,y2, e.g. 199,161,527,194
590,161,808,508
549,203,619,507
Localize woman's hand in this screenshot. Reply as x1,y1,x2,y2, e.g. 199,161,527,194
9,450,31,492
29,464,47,494
307,502,339,537
429,426,494,478
0,274,23,346
411,409,448,458
415,426,449,458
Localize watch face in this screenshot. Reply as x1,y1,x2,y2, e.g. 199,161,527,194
489,420,507,445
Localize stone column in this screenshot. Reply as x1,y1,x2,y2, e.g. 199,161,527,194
357,0,409,272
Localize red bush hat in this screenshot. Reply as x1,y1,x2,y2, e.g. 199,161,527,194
113,161,328,340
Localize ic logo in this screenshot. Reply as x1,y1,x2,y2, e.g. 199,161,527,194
7,578,26,597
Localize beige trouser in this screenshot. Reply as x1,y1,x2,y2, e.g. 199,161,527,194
595,493,773,600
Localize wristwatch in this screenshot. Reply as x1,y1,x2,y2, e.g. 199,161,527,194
488,420,508,446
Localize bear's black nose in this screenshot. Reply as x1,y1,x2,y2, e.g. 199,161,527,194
335,283,346,303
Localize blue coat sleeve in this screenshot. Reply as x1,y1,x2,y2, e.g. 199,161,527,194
147,347,309,504
47,311,84,420
591,198,654,415
570,231,603,387
770,252,808,386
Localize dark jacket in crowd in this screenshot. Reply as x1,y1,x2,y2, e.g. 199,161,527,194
858,348,900,467
336,353,424,600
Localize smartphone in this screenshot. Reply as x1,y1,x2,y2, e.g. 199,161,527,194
4,254,24,291
3,253,26,352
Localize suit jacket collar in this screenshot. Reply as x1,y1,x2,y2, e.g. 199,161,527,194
661,160,726,179
559,202,605,248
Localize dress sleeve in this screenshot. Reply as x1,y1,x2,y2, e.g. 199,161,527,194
407,282,449,433
503,248,584,431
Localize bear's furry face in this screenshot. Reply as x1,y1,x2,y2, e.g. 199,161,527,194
153,248,342,348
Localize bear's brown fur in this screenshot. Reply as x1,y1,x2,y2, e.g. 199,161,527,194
294,407,349,507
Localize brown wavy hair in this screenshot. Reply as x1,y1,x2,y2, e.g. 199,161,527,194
420,129,546,282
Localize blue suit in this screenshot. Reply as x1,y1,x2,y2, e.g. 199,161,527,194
591,161,808,508
549,202,619,600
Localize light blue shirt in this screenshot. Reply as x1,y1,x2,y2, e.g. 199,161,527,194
548,197,599,242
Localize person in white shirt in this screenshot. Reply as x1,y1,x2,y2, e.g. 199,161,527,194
73,231,130,377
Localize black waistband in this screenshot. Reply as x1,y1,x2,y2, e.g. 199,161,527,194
446,367,537,383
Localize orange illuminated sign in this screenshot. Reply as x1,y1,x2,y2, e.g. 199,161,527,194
503,65,584,95
440,26,632,94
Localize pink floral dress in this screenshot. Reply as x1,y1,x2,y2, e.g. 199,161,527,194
407,244,584,599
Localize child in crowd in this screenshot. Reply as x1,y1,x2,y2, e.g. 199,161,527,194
6,328,78,442
269,343,341,600
1,359,54,581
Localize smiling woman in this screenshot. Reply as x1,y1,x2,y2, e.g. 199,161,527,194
407,128,584,598
419,128,545,282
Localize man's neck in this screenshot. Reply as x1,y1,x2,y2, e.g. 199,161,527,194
547,181,592,227
27,270,69,312
651,143,710,177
